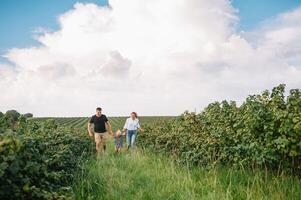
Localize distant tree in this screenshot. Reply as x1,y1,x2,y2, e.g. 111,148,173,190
5,110,20,122
23,113,33,118
0,111,3,118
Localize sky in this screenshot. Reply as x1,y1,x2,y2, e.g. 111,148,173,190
0,0,107,62
0,0,301,117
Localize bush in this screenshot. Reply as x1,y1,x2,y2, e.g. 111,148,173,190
0,115,92,199
23,113,33,118
138,84,301,172
5,110,20,122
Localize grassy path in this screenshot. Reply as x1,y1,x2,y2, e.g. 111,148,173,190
73,140,301,200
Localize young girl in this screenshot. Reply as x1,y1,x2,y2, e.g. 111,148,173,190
114,129,125,153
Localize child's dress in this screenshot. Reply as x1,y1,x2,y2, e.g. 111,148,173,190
114,132,123,148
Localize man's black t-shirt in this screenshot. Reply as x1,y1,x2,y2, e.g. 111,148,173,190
89,114,108,133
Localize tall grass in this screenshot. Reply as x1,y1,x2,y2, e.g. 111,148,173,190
73,140,301,200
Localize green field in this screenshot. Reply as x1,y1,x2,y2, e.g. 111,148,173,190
74,141,301,200
2,84,301,200
32,116,299,200
32,116,174,131
2,114,301,199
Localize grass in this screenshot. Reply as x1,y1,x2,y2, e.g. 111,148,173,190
73,140,301,200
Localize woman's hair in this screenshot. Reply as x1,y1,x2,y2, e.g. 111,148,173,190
131,112,138,118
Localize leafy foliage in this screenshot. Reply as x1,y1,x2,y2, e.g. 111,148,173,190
23,113,33,118
139,84,301,171
5,110,21,122
0,116,92,199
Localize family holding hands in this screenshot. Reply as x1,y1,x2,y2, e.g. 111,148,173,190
88,107,143,157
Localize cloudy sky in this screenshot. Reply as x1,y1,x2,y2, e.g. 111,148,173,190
1,0,301,117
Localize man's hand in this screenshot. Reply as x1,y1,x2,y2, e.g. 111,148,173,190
89,132,94,139
105,121,114,137
87,122,94,139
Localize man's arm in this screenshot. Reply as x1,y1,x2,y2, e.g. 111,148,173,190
87,122,94,138
105,121,113,135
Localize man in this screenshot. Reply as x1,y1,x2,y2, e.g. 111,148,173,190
88,107,113,157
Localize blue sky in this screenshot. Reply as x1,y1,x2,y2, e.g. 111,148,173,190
0,0,107,62
232,0,301,30
0,0,300,62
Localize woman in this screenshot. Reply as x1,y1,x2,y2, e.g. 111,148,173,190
122,112,143,150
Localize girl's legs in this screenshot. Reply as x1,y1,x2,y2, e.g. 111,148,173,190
119,136,123,152
114,137,123,153
117,136,123,153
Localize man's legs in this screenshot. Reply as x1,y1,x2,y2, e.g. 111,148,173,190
102,136,106,151
94,132,107,158
94,133,101,157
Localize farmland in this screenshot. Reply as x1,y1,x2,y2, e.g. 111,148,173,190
32,116,173,130
1,84,301,200
0,114,171,199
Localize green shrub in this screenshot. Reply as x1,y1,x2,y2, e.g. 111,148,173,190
0,116,92,199
138,84,301,171
23,113,33,118
5,110,20,123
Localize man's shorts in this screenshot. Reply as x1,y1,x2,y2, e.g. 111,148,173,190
94,132,108,145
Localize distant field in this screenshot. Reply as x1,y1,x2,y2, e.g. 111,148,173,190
32,116,174,131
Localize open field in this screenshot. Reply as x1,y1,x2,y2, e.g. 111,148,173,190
2,85,301,199
73,140,301,200
32,116,174,130
2,114,301,200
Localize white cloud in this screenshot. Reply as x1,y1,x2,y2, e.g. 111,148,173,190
1,0,301,117
37,63,76,80
100,51,131,78
0,64,17,80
